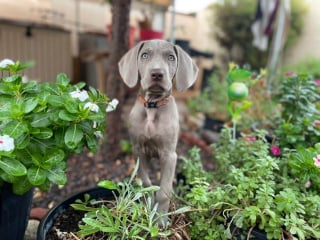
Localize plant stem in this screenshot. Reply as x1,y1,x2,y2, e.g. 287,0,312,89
232,121,236,141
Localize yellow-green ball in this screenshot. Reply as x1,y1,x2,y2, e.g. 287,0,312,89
228,82,249,101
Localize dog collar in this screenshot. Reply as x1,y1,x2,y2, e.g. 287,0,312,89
138,95,171,108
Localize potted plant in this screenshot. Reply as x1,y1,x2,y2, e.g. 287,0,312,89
0,59,117,239
176,65,320,239
37,160,190,239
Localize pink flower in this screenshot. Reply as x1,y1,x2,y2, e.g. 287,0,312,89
313,155,320,167
270,145,281,156
305,180,312,188
314,79,320,86
244,136,256,142
314,121,320,128
284,72,296,77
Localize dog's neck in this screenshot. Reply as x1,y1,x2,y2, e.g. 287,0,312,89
138,89,172,109
137,89,173,137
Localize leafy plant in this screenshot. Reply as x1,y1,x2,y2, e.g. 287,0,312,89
177,64,320,239
71,160,190,239
179,129,320,239
288,143,320,190
0,59,117,194
274,72,320,149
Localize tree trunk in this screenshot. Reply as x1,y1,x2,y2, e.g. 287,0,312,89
104,0,131,160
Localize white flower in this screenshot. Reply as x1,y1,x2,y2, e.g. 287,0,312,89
84,102,99,113
0,135,14,152
70,89,89,102
22,75,29,83
94,131,103,138
106,98,119,112
0,59,14,68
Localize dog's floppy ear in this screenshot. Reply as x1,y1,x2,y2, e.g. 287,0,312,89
118,42,144,88
174,45,199,92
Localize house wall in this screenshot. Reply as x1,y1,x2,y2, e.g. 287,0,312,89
283,0,320,66
0,21,72,82
165,8,225,70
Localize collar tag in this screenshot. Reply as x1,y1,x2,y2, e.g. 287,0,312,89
144,101,158,108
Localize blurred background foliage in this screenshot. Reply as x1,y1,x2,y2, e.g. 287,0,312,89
209,0,308,70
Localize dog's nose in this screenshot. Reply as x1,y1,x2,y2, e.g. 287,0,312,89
151,69,164,81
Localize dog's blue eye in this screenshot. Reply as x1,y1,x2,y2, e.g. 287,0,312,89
168,55,175,61
141,53,148,59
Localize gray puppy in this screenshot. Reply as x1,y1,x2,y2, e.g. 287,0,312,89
118,40,198,226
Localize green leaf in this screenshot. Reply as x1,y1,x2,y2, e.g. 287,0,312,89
150,227,159,237
12,176,33,195
78,224,100,237
47,168,67,185
31,128,53,139
140,186,160,193
47,95,65,107
56,73,70,87
31,113,51,127
59,110,78,121
40,150,65,170
71,204,97,212
229,69,252,82
2,120,29,138
27,166,47,185
65,101,80,114
98,180,118,190
85,134,99,153
2,75,21,83
0,158,27,176
23,98,38,113
16,61,35,71
64,124,83,149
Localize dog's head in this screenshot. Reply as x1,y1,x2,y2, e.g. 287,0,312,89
118,40,198,96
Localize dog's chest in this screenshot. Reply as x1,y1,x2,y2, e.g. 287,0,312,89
130,107,168,139
144,109,158,138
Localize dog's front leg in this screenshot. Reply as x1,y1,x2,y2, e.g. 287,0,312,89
156,151,177,227
137,153,152,188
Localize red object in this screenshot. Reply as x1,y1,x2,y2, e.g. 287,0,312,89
140,29,163,41
30,208,49,220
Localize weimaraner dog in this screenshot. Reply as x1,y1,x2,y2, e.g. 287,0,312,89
118,39,198,226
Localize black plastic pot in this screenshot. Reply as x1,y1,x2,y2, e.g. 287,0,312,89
203,115,225,132
230,223,267,240
37,187,115,240
0,182,34,240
